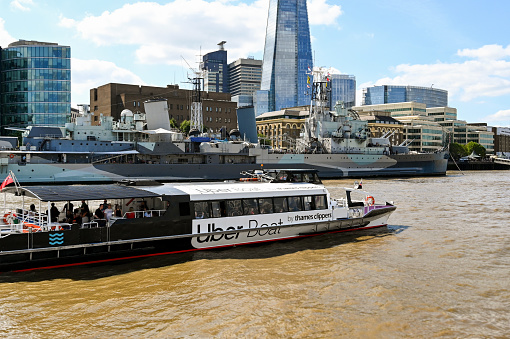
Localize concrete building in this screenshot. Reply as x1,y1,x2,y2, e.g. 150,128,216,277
256,0,313,115
356,101,428,118
0,40,71,132
255,107,307,149
354,102,495,153
228,57,262,108
490,126,510,154
89,83,238,132
363,85,448,108
355,110,404,146
354,102,443,152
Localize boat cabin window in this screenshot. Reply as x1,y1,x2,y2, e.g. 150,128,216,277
211,201,223,218
192,194,328,219
273,197,289,213
314,195,327,210
258,198,274,214
226,200,243,217
303,196,313,210
269,170,322,184
194,201,210,219
243,199,259,215
288,196,303,212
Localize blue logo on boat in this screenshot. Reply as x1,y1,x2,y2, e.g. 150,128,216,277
49,232,64,246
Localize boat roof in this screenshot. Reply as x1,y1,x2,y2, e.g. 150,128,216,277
13,180,327,202
17,184,163,202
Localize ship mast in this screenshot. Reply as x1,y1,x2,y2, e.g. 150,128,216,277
190,74,204,134
304,68,331,152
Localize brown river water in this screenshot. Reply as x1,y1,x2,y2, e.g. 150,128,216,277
0,170,508,338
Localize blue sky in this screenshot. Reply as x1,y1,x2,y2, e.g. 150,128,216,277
1,0,510,126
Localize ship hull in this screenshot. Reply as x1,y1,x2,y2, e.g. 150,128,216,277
0,151,448,184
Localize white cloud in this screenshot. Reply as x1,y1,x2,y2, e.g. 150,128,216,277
308,0,342,26
71,58,145,107
60,0,341,66
485,109,510,124
458,44,510,60
362,44,510,103
0,18,15,46
10,0,34,11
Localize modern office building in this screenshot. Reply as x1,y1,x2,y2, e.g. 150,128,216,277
355,101,428,118
354,102,495,153
89,83,238,132
328,74,356,110
0,40,71,132
228,57,262,108
362,85,448,108
256,0,313,115
201,41,228,93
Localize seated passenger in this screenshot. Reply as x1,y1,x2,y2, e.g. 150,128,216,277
114,204,122,217
126,207,135,219
94,204,104,220
82,210,90,224
143,207,152,218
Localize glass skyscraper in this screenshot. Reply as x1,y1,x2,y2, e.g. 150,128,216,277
363,85,447,108
201,42,228,93
329,74,356,110
256,0,313,115
0,40,71,131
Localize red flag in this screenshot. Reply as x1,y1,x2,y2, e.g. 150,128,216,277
0,174,14,190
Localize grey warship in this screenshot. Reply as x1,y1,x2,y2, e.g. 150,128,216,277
0,71,448,184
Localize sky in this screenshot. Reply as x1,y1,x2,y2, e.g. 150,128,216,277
1,0,510,126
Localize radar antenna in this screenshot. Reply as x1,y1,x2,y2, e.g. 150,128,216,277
181,55,204,134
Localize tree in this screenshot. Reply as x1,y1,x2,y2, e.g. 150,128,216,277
179,120,190,135
169,118,178,129
257,133,271,146
465,141,486,158
449,143,468,160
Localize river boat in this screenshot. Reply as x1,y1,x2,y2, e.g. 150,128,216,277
0,169,396,272
0,71,448,184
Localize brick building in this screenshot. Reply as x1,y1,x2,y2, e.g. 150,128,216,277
89,83,238,132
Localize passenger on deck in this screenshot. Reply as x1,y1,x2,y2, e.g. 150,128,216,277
81,210,90,224
73,209,82,224
143,207,152,218
126,207,135,219
62,201,73,215
29,204,37,216
104,204,113,222
94,204,104,220
50,203,60,222
80,200,89,214
114,204,122,217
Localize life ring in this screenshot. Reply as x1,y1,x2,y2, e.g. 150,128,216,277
365,196,375,206
9,154,14,159
3,212,16,224
22,222,42,233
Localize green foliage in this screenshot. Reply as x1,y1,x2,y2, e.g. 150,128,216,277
465,141,486,158
257,133,271,145
180,120,191,135
169,118,178,129
449,143,468,160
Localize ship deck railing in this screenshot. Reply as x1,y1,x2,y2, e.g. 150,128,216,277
0,208,167,236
